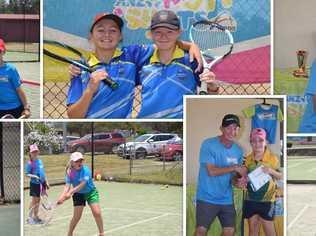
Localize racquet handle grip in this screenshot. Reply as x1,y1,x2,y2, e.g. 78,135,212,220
103,77,119,90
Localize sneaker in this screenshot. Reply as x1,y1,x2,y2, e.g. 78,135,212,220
26,217,36,225
33,218,44,224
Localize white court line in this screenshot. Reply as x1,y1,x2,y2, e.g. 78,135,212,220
101,213,170,235
287,204,309,229
307,167,316,173
48,206,179,223
288,162,310,169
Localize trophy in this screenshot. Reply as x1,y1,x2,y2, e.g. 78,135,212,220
293,50,308,78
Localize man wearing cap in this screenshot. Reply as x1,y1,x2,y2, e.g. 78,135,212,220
0,38,31,118
195,114,245,236
243,128,281,236
136,9,216,118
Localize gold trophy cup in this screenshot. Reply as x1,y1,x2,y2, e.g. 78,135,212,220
293,50,308,78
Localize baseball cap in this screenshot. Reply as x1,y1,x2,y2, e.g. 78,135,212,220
250,128,266,141
0,38,5,52
221,114,240,127
70,152,84,162
29,144,39,153
150,10,180,30
90,12,124,32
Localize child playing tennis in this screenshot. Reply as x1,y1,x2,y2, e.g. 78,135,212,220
25,144,49,224
57,152,104,236
0,38,31,118
67,12,215,118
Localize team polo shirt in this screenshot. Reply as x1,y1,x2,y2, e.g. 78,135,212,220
245,148,280,202
243,104,283,144
136,46,200,119
67,45,151,118
25,159,46,184
65,165,95,194
196,136,243,205
0,63,22,110
299,59,316,132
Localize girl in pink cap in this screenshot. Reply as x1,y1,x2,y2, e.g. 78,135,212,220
25,143,49,224
0,38,31,118
243,128,282,236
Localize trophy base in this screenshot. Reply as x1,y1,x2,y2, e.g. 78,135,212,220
293,70,308,78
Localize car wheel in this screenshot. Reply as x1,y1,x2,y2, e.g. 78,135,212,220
135,148,147,159
173,151,182,161
111,145,119,154
75,146,85,154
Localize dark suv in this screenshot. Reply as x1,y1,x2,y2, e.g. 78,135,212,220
67,132,125,154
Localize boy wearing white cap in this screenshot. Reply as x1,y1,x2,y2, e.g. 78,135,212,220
57,152,104,236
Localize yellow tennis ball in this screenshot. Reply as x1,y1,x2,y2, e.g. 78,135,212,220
95,174,102,181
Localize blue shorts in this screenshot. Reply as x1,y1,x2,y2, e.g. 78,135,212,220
243,200,275,221
0,105,24,118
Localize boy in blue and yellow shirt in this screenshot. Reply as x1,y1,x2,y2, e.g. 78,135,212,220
137,10,214,118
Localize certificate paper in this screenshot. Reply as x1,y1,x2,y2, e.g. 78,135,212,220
248,165,272,191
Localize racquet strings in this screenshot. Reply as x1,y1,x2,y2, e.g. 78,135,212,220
190,22,232,59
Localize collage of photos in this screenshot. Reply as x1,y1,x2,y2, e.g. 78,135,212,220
0,0,315,235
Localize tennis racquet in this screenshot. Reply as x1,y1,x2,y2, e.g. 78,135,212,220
189,20,234,94
28,197,58,226
43,40,119,90
1,114,26,119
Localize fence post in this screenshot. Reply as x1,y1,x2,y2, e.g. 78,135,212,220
0,123,4,199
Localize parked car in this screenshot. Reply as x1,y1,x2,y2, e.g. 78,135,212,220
67,132,125,154
117,133,181,159
158,140,183,161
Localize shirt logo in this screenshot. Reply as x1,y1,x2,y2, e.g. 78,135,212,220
0,76,9,82
227,157,237,165
258,112,276,120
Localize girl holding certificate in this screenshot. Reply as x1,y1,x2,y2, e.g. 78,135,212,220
243,128,282,236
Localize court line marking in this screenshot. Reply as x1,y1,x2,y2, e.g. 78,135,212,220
287,161,314,168
27,206,180,224
287,204,309,229
307,167,316,173
102,213,171,235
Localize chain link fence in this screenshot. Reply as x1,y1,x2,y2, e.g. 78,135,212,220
44,81,269,118
0,122,20,203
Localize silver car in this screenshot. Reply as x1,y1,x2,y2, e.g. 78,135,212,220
117,133,181,159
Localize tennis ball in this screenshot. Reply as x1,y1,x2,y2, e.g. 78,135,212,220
95,173,102,181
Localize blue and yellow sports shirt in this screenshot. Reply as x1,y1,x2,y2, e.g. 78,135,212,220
136,46,201,119
67,45,151,118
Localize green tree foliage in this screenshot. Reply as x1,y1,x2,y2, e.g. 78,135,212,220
0,0,39,14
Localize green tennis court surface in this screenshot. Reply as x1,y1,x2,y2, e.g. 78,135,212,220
24,182,182,236
287,184,316,236
288,157,316,181
0,204,20,235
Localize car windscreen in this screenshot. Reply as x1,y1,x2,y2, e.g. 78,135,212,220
134,134,152,142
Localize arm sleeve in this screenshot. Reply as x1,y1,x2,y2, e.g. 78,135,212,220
65,174,71,184
199,140,215,164
66,75,85,106
277,107,284,121
79,167,91,183
9,65,22,89
191,59,202,86
25,162,32,174
242,105,255,118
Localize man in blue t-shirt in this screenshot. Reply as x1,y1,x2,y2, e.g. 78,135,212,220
195,114,245,236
